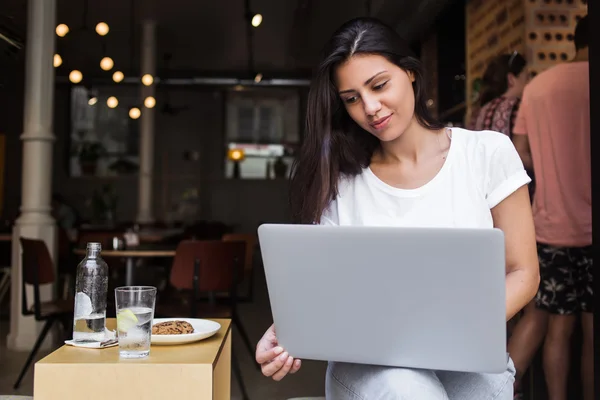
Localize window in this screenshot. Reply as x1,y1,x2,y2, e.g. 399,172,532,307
225,89,300,179
69,86,140,177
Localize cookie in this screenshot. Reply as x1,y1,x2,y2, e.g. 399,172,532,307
152,320,195,335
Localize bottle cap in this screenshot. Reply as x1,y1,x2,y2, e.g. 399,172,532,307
86,242,102,251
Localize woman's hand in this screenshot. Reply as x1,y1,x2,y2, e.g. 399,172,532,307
255,324,302,381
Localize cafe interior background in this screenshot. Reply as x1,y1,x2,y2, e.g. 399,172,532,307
0,0,591,398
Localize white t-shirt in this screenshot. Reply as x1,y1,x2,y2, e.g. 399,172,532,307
320,128,531,228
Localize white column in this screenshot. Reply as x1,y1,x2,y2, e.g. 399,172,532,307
8,0,58,351
136,20,156,224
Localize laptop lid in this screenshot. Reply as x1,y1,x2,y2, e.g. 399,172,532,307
258,224,507,373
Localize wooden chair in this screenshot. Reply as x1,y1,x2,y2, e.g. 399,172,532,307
14,238,73,389
56,226,75,299
156,240,252,400
222,233,258,302
0,266,10,307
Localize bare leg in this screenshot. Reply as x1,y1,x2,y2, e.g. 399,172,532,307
581,312,594,400
508,301,549,380
543,314,577,400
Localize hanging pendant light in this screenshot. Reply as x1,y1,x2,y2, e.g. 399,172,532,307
107,96,119,108
69,70,83,83
56,24,69,37
141,74,154,86
251,14,262,27
100,57,114,71
95,22,110,36
144,96,156,108
129,107,141,119
112,71,124,83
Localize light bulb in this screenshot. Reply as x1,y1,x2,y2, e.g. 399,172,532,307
100,57,114,71
53,54,62,67
88,97,98,106
95,22,109,36
69,70,83,84
107,96,118,108
56,24,69,37
252,14,262,27
112,71,124,83
144,96,156,108
254,73,263,83
129,107,141,119
230,149,243,161
141,74,154,86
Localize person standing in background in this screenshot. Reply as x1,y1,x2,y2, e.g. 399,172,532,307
472,52,535,202
473,52,529,138
471,53,539,400
512,15,592,400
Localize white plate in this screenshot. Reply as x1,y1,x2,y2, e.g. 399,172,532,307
151,318,221,345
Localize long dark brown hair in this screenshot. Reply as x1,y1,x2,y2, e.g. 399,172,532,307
289,17,443,224
479,52,527,106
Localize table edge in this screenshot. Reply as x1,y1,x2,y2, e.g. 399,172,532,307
36,318,232,366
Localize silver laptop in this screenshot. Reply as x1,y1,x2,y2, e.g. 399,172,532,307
257,224,508,374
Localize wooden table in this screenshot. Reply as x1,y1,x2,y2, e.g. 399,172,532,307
137,228,184,243
74,247,176,286
34,318,232,400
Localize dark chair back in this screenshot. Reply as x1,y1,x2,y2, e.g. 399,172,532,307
169,240,246,293
222,233,257,278
222,233,258,301
19,238,56,319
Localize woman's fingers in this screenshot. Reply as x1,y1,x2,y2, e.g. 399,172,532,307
261,351,289,377
289,359,302,374
271,355,295,381
256,345,283,365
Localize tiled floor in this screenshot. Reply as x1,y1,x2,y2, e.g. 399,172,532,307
0,262,327,400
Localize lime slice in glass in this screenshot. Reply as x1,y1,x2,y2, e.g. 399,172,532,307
116,309,138,333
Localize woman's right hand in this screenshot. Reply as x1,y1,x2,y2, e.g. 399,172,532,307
255,323,302,381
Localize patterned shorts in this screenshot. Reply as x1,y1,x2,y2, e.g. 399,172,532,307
535,243,593,315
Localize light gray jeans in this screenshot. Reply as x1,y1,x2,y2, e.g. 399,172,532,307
325,357,516,399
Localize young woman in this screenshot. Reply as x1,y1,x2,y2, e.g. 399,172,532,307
255,17,539,399
473,52,529,138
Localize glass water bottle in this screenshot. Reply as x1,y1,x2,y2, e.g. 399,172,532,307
72,242,109,341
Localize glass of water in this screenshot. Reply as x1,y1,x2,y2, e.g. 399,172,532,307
115,286,157,358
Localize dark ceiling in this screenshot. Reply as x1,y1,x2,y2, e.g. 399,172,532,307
1,0,455,81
